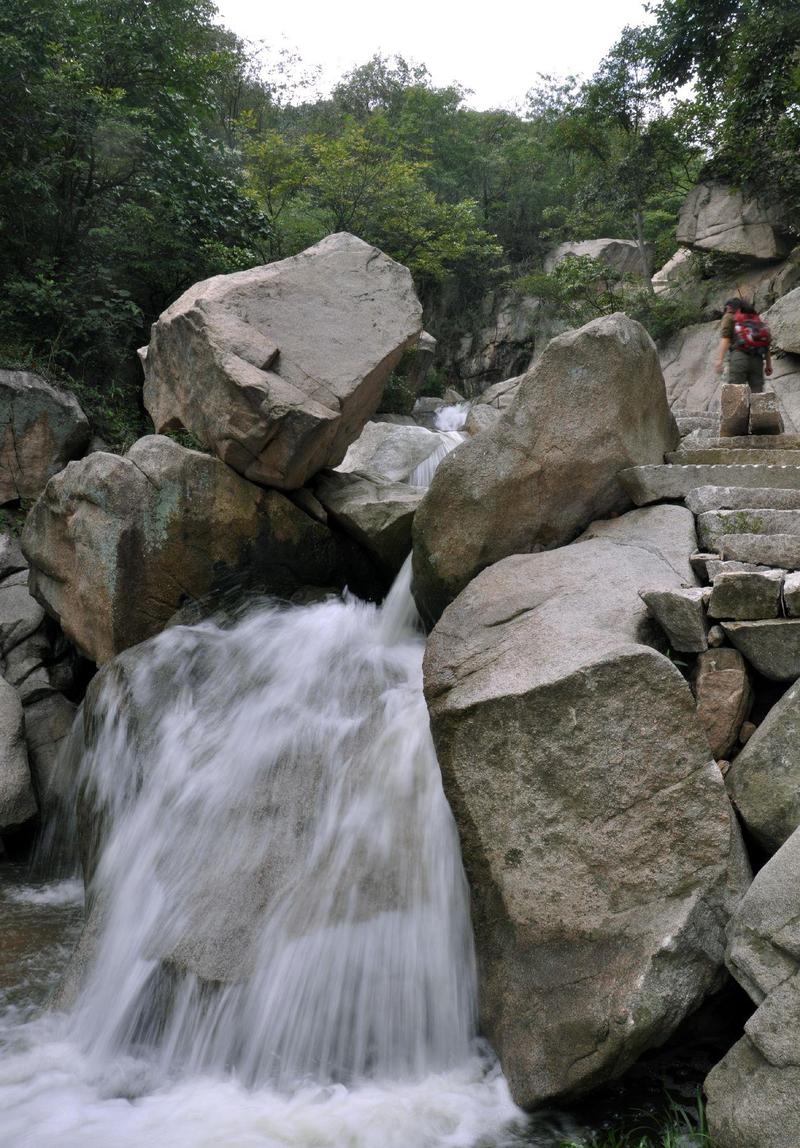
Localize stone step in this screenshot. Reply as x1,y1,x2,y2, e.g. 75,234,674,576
666,449,800,465
620,465,800,506
685,486,800,515
683,435,800,451
721,534,800,571
698,509,800,552
706,558,776,581
750,391,784,436
677,423,715,440
721,618,800,681
671,408,717,419
676,416,719,435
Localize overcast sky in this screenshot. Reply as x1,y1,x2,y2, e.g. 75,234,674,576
215,0,653,111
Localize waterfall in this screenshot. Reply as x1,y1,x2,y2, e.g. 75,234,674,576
409,430,466,487
0,428,531,1147
434,403,471,433
66,559,476,1086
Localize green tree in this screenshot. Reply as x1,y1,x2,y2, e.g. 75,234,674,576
559,27,699,287
0,0,270,413
648,0,800,219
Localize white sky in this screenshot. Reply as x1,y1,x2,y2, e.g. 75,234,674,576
215,0,653,111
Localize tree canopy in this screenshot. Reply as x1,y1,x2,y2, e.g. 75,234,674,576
1,0,795,443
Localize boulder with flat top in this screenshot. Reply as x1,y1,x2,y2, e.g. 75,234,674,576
141,234,423,491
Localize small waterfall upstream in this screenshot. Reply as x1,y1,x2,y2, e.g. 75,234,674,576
434,403,471,433
0,428,540,1148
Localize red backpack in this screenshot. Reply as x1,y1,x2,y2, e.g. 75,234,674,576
733,309,771,351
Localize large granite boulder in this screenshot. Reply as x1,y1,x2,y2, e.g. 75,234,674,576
725,678,800,855
0,675,36,833
412,314,679,623
677,182,789,261
764,285,800,354
545,238,651,279
141,234,422,491
424,505,748,1108
0,371,90,504
22,435,356,664
706,830,800,1147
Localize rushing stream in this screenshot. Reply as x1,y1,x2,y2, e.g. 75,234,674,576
0,563,535,1147
0,426,584,1147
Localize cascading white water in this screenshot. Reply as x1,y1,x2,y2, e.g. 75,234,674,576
67,560,476,1087
0,429,541,1147
409,430,465,488
434,403,471,432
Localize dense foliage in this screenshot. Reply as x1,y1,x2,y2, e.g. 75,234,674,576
1,0,796,443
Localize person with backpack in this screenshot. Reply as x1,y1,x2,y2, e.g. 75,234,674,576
713,297,773,391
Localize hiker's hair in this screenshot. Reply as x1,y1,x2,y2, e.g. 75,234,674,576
725,296,757,314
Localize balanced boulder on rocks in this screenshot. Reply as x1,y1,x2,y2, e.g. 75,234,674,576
412,314,679,623
141,234,423,491
544,238,651,278
722,619,800,681
0,371,90,504
708,569,784,621
424,504,748,1108
22,435,354,664
677,181,789,261
639,586,708,652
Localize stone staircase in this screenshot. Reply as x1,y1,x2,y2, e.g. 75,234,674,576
620,396,800,685
673,409,719,438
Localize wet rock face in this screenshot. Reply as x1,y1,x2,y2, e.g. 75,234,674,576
0,371,90,504
0,675,36,832
411,313,679,624
141,233,423,491
22,435,352,664
423,507,748,1109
